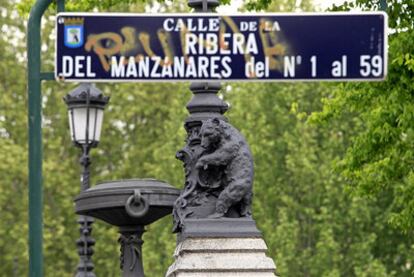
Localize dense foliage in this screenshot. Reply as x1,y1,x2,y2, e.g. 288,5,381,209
0,0,412,276
312,0,414,232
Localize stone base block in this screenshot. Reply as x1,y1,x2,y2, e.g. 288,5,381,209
166,238,277,277
170,272,275,277
178,218,262,242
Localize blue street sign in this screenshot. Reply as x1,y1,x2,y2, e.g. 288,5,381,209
55,12,387,82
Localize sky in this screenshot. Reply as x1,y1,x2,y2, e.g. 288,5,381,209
217,0,348,12
314,0,347,10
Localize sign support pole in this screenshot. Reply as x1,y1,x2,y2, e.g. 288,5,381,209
27,0,64,276
380,0,387,11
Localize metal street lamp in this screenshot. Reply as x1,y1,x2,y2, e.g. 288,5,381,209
65,83,108,146
64,83,109,277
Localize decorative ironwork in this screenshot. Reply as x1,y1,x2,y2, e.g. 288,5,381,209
118,226,145,276
75,179,180,277
125,189,149,218
75,215,95,277
118,234,142,271
79,145,91,192
65,84,109,277
75,145,96,277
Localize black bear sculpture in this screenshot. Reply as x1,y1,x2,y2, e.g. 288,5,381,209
196,118,254,217
173,118,254,232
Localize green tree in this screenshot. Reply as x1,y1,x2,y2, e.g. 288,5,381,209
312,0,414,232
225,80,413,276
1,0,413,276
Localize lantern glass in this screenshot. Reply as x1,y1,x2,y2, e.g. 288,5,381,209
68,106,104,145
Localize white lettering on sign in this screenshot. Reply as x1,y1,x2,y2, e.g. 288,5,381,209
360,55,383,77
111,56,125,77
310,56,317,77
151,56,161,78
245,57,269,78
220,33,231,55
109,56,233,79
62,56,73,77
331,55,347,77
75,56,85,77
261,20,281,32
283,56,302,78
240,21,258,31
61,56,96,78
184,33,258,55
126,56,137,77
221,56,232,78
163,18,220,32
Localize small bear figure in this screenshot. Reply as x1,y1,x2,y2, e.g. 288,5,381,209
195,118,254,218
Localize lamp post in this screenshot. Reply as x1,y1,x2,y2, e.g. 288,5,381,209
64,83,109,277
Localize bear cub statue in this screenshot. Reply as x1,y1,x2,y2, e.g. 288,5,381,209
195,118,254,218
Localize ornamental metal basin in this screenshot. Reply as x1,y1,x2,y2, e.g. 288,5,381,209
74,179,180,227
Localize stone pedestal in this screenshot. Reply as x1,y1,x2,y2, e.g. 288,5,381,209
166,237,276,277
166,219,277,277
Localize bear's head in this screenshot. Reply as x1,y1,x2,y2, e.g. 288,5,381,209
199,118,223,150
